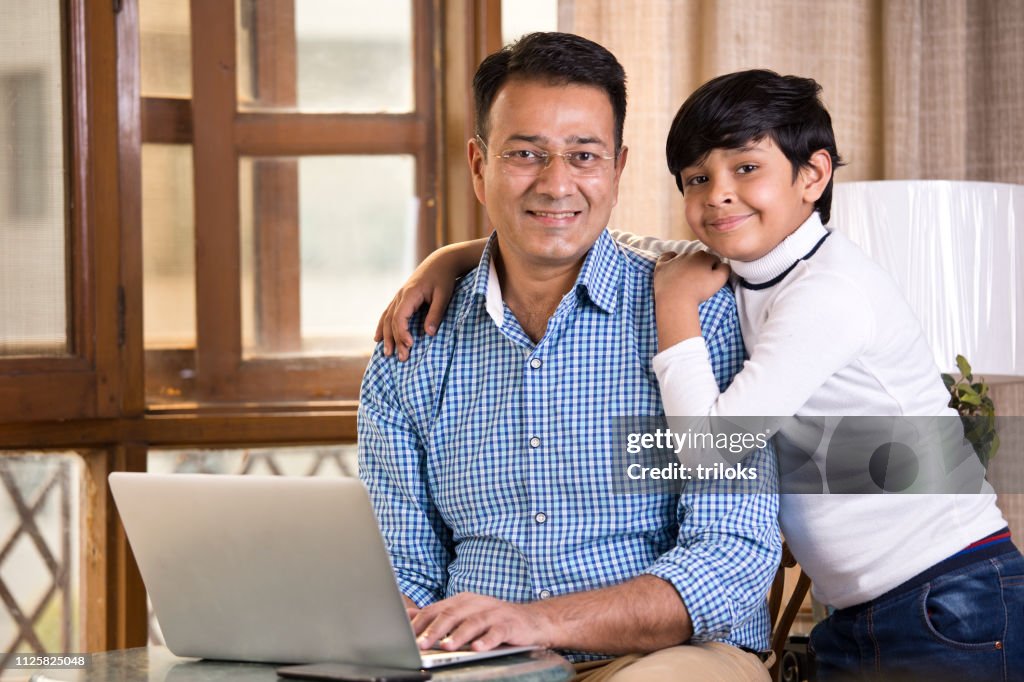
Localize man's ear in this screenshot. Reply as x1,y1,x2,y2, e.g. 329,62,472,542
468,136,487,205
801,149,832,204
610,145,629,207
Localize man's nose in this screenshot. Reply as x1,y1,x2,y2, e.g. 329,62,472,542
533,154,576,198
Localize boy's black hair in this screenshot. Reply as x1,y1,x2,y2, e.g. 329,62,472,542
473,32,627,154
666,69,844,224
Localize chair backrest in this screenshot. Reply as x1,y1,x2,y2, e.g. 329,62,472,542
767,542,811,681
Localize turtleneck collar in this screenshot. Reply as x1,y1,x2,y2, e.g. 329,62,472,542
729,212,829,288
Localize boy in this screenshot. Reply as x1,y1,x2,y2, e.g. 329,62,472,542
375,70,1021,680
644,69,1018,681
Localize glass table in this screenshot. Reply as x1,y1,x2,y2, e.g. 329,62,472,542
12,647,575,682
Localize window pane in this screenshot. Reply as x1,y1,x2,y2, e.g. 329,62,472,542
0,453,82,662
237,0,413,113
502,0,559,45
139,0,192,98
240,155,416,357
0,1,68,357
142,144,196,349
145,445,357,646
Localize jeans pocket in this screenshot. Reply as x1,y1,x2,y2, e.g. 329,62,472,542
919,562,1006,649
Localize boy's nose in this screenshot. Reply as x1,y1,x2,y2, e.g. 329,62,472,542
705,178,735,206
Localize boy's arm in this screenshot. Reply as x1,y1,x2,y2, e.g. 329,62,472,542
610,229,708,256
375,238,488,361
655,270,874,420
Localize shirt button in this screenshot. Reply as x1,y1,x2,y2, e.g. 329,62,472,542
529,436,541,448
539,589,552,599
534,512,547,524
530,358,542,369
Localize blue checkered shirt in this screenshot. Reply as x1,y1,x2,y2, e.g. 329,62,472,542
358,230,780,657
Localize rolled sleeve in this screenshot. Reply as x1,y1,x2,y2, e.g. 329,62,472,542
647,284,781,646
644,445,781,644
358,346,454,607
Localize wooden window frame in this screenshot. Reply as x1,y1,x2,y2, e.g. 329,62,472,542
0,0,127,423
138,0,445,405
0,0,503,654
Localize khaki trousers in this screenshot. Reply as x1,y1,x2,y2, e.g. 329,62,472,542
573,642,770,682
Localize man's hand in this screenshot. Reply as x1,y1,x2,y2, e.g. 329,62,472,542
402,594,420,621
411,593,554,652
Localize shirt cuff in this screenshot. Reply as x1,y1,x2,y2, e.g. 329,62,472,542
643,551,734,643
398,578,444,608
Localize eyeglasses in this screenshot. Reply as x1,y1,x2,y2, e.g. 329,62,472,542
476,136,616,177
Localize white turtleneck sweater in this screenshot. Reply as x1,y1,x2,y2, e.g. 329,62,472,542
615,215,1006,608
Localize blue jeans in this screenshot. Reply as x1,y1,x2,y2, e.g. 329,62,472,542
809,546,1024,681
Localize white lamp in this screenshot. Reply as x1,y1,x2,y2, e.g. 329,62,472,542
831,180,1024,380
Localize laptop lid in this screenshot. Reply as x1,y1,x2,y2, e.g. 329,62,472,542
109,473,425,667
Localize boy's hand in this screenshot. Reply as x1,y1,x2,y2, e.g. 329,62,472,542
374,239,488,361
374,267,455,362
654,251,731,349
654,251,731,305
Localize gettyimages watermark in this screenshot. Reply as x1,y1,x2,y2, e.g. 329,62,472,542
610,415,1023,495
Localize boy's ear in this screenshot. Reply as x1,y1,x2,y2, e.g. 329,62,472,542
800,149,833,204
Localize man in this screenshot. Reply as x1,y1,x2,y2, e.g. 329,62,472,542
358,32,779,681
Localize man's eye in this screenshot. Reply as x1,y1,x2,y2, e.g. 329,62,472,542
505,149,543,161
685,175,708,186
570,151,597,163
737,164,758,174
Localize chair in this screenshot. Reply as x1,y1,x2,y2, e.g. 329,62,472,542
766,542,812,681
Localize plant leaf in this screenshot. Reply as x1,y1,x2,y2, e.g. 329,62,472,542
956,354,972,379
959,392,982,406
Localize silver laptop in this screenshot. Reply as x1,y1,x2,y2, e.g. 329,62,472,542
108,473,537,668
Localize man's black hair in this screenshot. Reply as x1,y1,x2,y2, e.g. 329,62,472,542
473,32,627,153
666,69,844,224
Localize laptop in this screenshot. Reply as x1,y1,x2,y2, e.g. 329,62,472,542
108,473,538,668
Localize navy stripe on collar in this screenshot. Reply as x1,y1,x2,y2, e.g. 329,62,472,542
738,231,831,291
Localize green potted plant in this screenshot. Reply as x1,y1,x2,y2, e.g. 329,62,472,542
942,354,999,467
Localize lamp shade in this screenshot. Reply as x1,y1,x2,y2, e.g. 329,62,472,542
831,180,1023,379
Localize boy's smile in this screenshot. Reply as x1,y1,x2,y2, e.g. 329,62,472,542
680,138,830,262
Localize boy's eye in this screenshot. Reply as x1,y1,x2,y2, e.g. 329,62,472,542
737,164,758,174
685,175,708,186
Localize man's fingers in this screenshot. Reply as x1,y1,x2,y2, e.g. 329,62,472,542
412,606,456,649
439,615,493,651
468,627,505,651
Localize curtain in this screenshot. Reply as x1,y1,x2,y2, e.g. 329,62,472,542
559,0,1024,238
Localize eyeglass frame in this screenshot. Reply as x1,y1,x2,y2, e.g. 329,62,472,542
474,135,618,177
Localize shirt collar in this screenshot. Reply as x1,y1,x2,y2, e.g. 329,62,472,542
729,212,828,285
469,230,620,327
574,230,620,314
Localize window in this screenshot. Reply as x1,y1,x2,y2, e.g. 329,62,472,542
142,0,441,405
0,0,499,654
